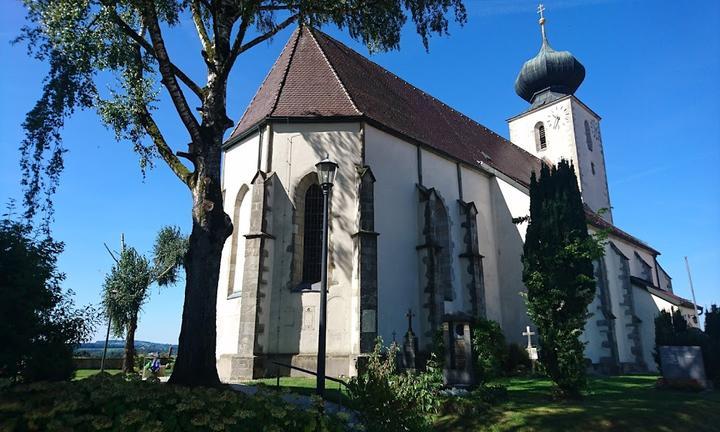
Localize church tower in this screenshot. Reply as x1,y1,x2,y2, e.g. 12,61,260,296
507,6,612,222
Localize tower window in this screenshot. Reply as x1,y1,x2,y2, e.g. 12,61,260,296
585,120,593,151
591,162,596,175
535,122,547,151
302,184,323,284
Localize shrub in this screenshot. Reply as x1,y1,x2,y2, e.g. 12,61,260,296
0,373,348,431
471,318,508,382
346,338,442,432
0,218,97,383
437,384,508,418
504,343,532,375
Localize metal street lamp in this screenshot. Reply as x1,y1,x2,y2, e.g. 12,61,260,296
315,155,338,397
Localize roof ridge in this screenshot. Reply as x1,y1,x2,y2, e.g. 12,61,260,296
229,27,301,137
269,27,302,115
310,28,541,165
306,28,361,115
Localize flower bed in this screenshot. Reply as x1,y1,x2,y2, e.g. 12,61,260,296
0,373,350,431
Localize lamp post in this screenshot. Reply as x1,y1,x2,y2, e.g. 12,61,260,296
315,155,338,397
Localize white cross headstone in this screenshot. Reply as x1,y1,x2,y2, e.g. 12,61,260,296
522,325,535,349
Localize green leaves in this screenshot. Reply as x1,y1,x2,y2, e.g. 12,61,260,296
522,159,605,399
0,373,349,431
153,225,189,286
0,217,98,383
102,226,187,337
103,246,153,337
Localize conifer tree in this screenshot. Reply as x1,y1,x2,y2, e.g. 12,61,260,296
522,160,605,399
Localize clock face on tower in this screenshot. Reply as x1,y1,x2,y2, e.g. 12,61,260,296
547,105,570,130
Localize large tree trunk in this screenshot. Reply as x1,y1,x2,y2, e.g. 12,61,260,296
123,315,137,374
168,128,232,386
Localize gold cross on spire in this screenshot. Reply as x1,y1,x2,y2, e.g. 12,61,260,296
537,3,547,41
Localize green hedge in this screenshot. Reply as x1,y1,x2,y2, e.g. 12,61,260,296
0,373,351,431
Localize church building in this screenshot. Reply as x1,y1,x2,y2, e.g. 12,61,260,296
215,15,699,381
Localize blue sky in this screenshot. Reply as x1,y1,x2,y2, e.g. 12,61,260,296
1,0,718,344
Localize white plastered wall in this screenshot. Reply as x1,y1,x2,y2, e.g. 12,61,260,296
267,122,362,368
490,177,532,344
366,125,533,347
216,131,263,358
365,126,422,345
570,100,611,219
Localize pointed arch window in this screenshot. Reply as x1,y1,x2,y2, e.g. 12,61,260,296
227,185,250,296
585,120,593,151
302,184,323,284
535,122,547,151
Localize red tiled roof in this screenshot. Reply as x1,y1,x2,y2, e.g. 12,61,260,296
229,26,541,186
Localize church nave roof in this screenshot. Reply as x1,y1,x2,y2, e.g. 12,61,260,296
228,26,541,187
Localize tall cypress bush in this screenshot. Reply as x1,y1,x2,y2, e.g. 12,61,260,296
522,160,605,399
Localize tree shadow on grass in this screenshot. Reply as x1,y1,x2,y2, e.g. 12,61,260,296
434,376,720,432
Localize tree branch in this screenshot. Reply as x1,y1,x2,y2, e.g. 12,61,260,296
225,13,298,76
239,13,298,53
140,1,205,149
155,262,178,283
139,107,194,186
104,243,119,263
190,0,214,57
104,4,205,100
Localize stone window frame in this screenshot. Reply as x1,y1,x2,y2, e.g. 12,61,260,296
227,184,250,297
534,121,547,151
584,119,593,151
290,171,334,291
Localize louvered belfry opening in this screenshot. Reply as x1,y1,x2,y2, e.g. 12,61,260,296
538,124,547,149
302,184,323,284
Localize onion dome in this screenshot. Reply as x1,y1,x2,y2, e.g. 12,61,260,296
514,12,585,106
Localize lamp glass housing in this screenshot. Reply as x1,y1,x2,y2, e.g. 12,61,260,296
315,157,338,186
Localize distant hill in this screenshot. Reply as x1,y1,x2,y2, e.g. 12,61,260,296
74,340,178,358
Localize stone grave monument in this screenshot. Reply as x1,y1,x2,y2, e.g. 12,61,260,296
659,345,709,389
401,309,419,371
441,313,476,387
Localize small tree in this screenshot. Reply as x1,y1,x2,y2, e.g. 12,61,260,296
522,160,605,399
102,226,187,373
0,216,97,383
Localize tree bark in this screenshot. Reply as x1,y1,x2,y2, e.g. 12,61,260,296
168,129,231,386
123,315,137,374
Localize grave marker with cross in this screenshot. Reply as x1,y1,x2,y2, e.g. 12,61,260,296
522,326,539,370
406,308,415,333
523,325,535,349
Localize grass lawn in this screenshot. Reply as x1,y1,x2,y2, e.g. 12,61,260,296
73,369,122,380
250,376,351,406
434,375,720,432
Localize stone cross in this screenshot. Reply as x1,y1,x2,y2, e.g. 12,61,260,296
522,325,535,349
406,309,415,332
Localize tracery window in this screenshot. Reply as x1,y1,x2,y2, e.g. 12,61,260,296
585,120,593,151
301,184,323,284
